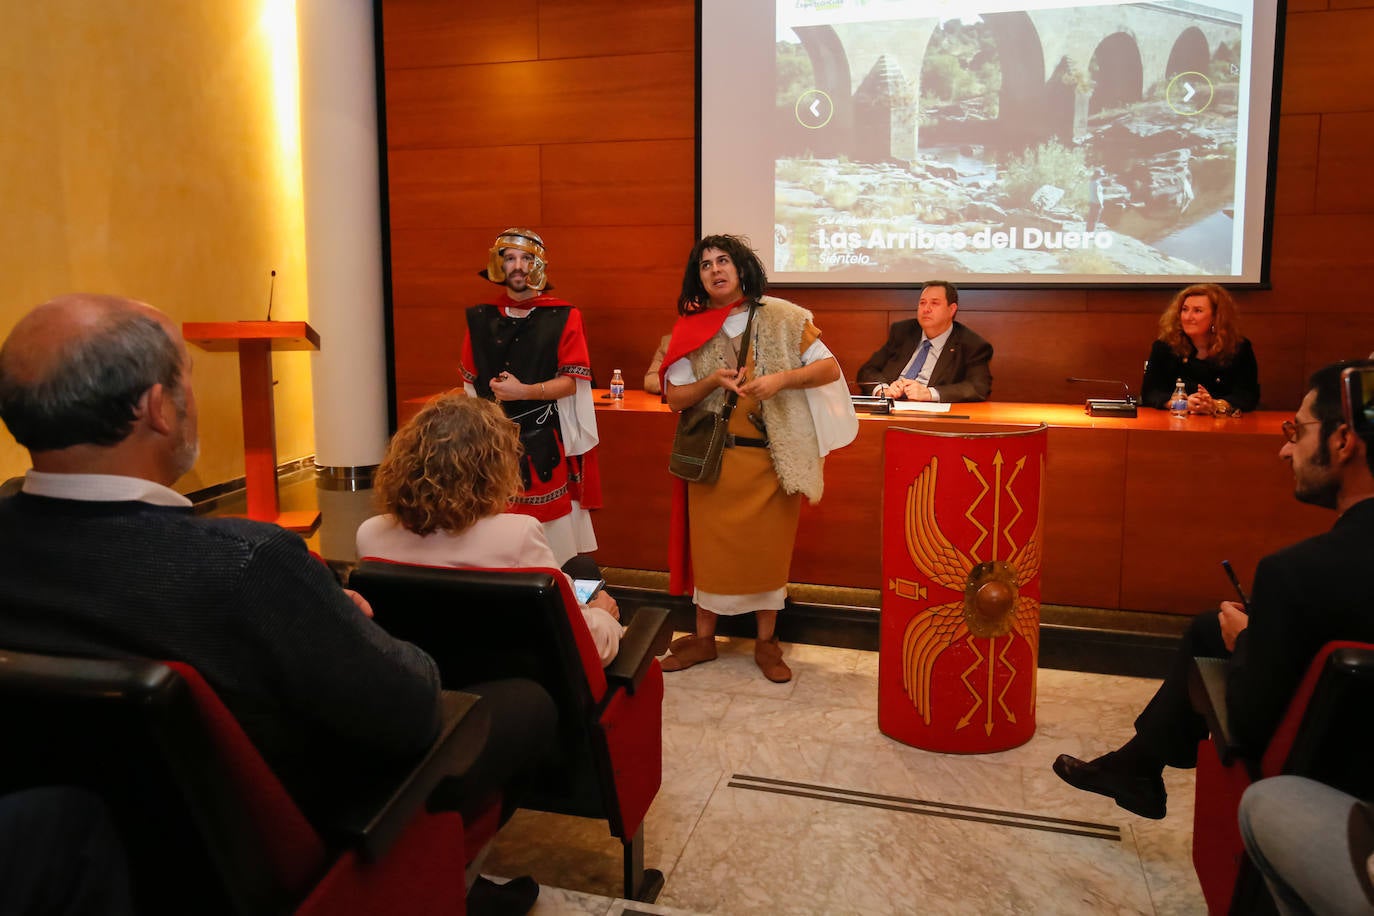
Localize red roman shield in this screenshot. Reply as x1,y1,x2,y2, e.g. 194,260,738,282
878,424,1048,753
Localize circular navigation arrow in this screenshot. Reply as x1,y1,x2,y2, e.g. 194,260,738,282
1165,71,1214,116
794,89,834,129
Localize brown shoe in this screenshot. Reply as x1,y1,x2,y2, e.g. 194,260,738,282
660,634,718,672
754,636,792,683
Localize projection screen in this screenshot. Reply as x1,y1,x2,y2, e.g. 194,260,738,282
699,0,1283,286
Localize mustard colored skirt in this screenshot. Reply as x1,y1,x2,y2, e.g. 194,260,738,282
687,443,801,599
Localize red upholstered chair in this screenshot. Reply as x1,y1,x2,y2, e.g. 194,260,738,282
0,647,496,915
348,562,673,902
1188,642,1374,915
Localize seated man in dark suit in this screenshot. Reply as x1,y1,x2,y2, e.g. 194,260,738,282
856,280,993,402
1053,362,1374,819
0,294,551,913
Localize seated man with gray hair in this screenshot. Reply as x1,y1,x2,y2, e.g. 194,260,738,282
0,293,552,914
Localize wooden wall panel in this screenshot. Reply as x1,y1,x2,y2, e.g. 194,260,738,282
778,286,923,313
547,225,698,311
386,53,695,150
382,0,1374,469
390,304,464,392
538,0,695,59
382,1,538,68
542,140,695,226
581,308,677,391
1269,214,1374,308
807,311,892,386
1315,113,1374,213
1281,9,1374,114
387,147,541,229
1239,312,1312,409
1303,313,1374,368
389,227,513,309
1275,114,1320,214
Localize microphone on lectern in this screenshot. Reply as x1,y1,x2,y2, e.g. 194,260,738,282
1067,377,1133,401
265,269,277,322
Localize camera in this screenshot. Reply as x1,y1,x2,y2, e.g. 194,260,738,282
1340,361,1374,438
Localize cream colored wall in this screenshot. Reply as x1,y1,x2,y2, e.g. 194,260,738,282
0,1,313,491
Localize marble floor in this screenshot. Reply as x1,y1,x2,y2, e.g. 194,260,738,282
484,635,1205,916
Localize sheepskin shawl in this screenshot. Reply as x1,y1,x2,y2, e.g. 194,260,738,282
685,296,824,501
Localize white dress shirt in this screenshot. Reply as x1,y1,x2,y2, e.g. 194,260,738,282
22,470,192,507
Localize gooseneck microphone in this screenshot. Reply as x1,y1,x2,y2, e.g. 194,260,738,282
265,269,276,322
1067,377,1138,417
1067,377,1133,401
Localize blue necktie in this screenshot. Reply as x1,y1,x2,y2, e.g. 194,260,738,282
901,339,932,381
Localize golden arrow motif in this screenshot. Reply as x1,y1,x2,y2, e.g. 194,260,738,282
900,452,1045,734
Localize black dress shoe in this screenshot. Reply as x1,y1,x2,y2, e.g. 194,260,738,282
1053,752,1167,820
468,875,539,916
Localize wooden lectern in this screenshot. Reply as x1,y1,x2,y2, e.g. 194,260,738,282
183,321,320,532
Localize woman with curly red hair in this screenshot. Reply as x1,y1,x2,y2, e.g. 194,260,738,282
1140,283,1260,414
356,393,622,664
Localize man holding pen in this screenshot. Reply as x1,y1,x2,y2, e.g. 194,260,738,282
1053,362,1374,819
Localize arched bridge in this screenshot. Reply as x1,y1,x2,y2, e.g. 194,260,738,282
788,2,1241,159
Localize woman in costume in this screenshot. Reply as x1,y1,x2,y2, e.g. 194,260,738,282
657,235,856,682
1140,283,1260,414
356,393,622,665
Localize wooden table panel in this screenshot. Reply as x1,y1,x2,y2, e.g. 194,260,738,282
1042,427,1126,609
592,400,675,571
1121,427,1329,614
578,393,1326,616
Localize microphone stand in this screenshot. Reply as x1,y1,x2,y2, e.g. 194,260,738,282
1067,377,1138,418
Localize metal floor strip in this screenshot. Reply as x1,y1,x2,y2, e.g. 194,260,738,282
728,773,1122,842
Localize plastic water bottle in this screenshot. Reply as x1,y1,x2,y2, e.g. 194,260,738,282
610,368,625,400
1169,378,1188,417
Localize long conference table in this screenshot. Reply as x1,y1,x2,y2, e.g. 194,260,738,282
589,391,1329,616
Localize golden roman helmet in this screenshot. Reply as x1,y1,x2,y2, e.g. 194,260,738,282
485,228,550,291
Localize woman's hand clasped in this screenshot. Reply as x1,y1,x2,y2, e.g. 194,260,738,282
1187,385,1215,416
710,367,743,395
739,372,785,401
714,367,785,401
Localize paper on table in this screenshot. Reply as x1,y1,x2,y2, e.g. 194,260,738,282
891,401,953,413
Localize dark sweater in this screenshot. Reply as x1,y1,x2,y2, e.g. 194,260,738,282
0,493,442,824
1140,337,1260,411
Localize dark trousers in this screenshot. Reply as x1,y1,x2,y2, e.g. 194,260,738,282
431,677,558,823
0,786,134,916
1134,609,1228,768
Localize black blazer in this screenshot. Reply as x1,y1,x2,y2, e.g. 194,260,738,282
1140,337,1260,411
1227,498,1374,751
856,320,993,402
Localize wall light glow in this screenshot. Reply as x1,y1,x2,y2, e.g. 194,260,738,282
261,0,301,187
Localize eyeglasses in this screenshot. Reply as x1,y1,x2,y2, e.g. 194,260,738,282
1281,418,1323,444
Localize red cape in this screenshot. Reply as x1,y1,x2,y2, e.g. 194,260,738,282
656,300,744,394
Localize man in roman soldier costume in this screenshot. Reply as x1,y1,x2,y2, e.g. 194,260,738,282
460,229,601,565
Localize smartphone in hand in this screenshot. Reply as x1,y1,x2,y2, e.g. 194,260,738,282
572,578,605,604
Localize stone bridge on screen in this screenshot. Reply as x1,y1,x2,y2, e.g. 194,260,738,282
789,1,1241,160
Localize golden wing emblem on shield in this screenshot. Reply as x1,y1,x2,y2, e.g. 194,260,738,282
899,456,971,723
899,454,1043,729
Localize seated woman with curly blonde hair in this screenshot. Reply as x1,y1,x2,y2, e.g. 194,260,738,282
356,393,622,664
1140,283,1260,414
